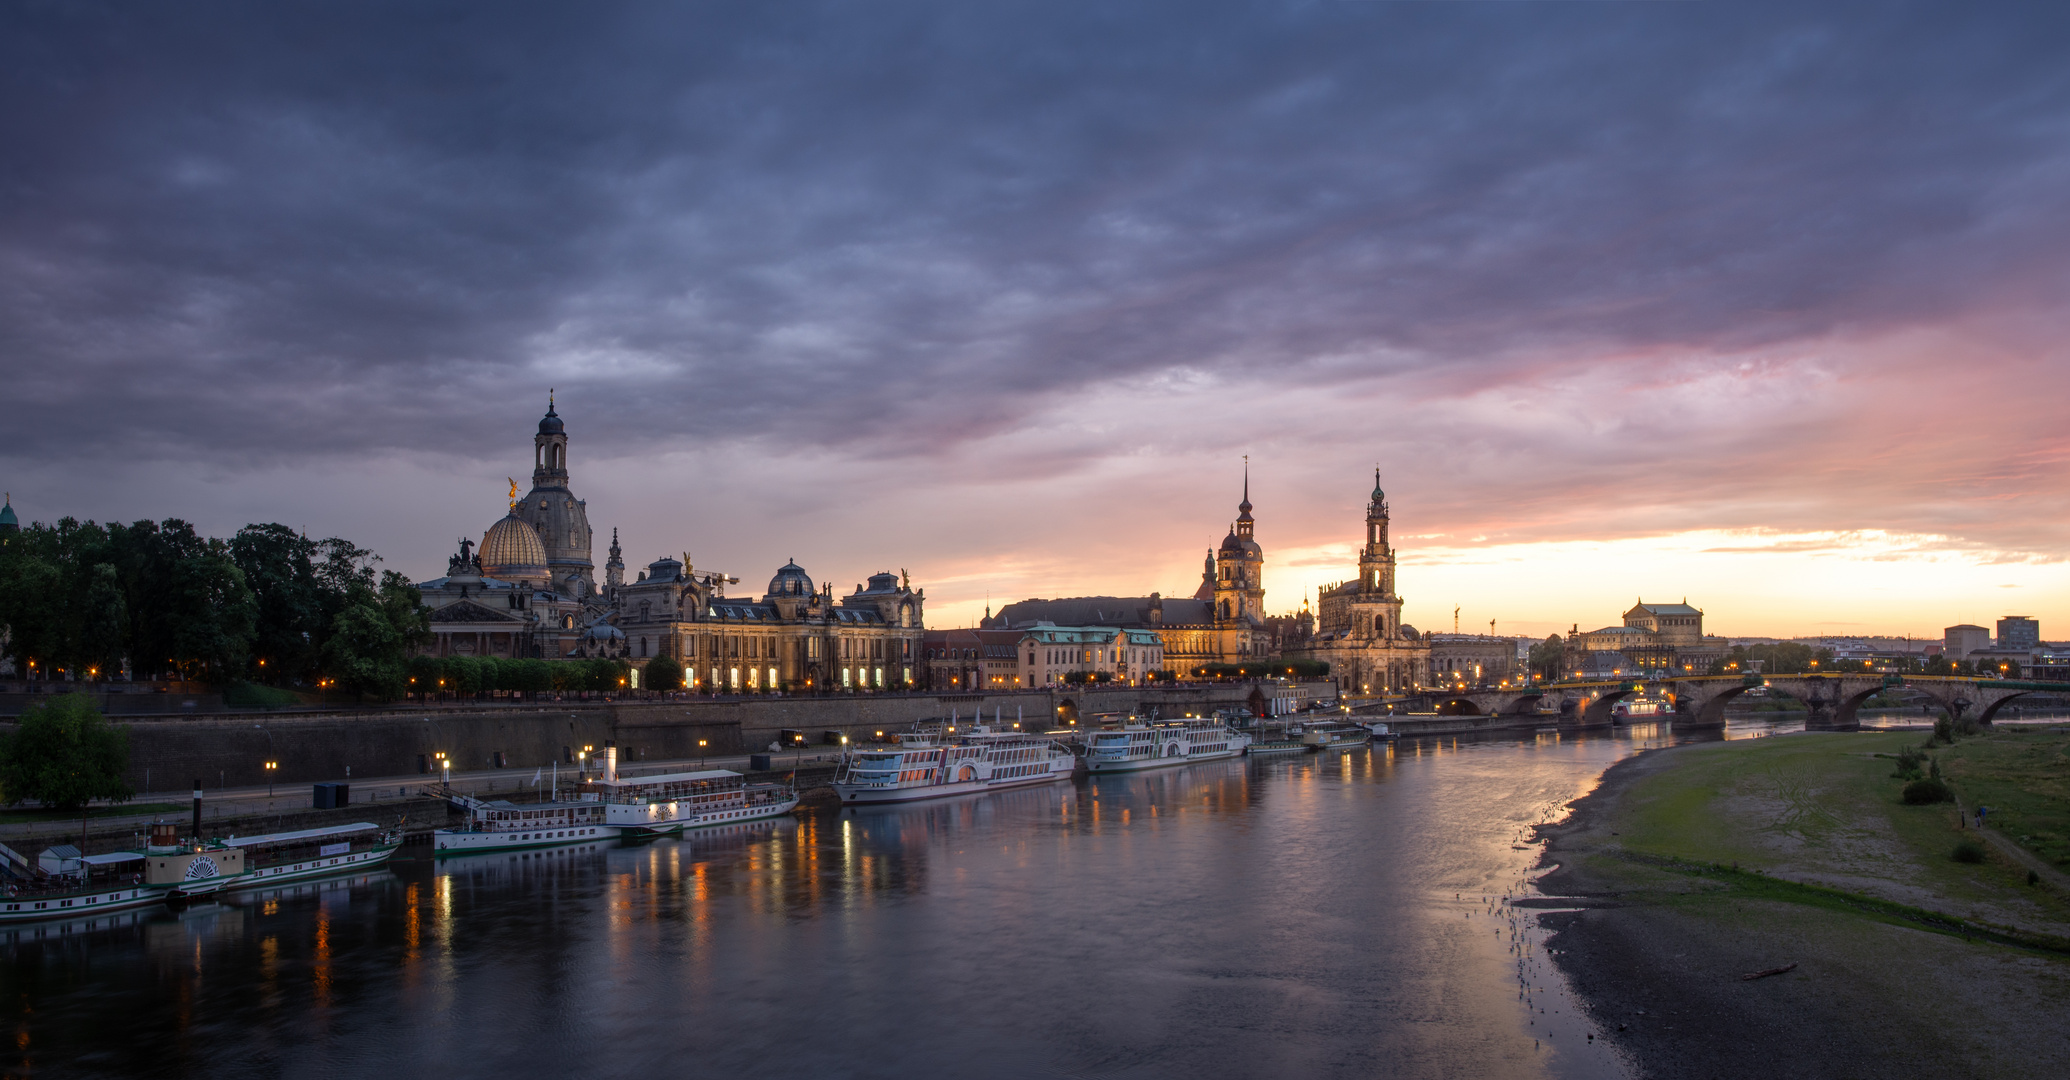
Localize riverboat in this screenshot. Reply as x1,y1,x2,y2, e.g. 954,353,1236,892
1,848,163,924
1362,722,1396,741
1300,722,1371,751
188,822,402,898
1609,697,1672,723
833,725,1074,804
574,741,798,833
433,795,614,855
1083,716,1245,773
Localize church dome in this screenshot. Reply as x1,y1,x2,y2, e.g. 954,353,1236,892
1219,529,1244,554
768,560,814,598
538,402,564,435
481,513,550,583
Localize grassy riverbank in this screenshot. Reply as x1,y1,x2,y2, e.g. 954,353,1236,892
1538,730,2070,1079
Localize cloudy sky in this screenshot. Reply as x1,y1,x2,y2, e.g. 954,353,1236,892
5,1,2068,638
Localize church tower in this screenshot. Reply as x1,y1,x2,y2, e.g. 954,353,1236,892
1210,461,1267,657
517,393,597,601
1359,469,1396,599
604,528,625,590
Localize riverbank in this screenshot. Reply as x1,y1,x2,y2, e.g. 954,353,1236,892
1535,731,2070,1079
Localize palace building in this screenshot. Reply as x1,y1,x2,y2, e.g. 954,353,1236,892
415,400,925,690
982,469,1271,672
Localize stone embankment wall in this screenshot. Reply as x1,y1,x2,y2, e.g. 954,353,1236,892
0,684,1290,790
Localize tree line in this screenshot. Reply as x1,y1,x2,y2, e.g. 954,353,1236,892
0,518,427,695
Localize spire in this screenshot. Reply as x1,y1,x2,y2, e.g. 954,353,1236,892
1371,467,1386,505
1238,455,1252,517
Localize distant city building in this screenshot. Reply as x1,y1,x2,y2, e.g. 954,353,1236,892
416,401,925,690
1997,616,2041,651
1424,634,1518,686
986,471,1272,670
1284,472,1431,694
923,625,1165,690
1563,599,1721,675
1943,624,1992,660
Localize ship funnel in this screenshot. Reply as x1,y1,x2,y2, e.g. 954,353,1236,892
604,741,618,783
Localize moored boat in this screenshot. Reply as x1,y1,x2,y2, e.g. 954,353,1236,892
1083,716,1245,773
433,796,614,855
580,742,798,832
833,725,1074,804
1300,722,1370,751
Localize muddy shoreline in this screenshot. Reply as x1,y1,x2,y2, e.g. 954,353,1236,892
1533,744,2020,1080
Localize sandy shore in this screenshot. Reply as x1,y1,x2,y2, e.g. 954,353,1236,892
1535,743,2070,1080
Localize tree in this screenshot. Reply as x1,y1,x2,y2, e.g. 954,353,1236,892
0,695,134,811
645,655,684,691
317,570,430,701
1528,635,1565,680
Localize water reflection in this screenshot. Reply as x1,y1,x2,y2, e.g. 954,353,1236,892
4,722,1805,1079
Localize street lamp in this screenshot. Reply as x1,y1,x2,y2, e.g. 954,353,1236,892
698,739,708,768
264,760,277,797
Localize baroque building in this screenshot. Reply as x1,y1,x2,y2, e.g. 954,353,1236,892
983,470,1270,671
1563,600,1719,677
1286,472,1430,695
415,400,925,690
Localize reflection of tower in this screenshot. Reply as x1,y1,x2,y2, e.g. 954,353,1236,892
516,393,597,600
604,528,625,590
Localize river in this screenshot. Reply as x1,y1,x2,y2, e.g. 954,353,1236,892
3,721,1796,1079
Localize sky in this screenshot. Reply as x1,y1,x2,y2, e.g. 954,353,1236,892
3,1,2068,641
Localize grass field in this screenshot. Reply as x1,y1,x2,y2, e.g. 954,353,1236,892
1574,729,2070,937
1939,727,2070,870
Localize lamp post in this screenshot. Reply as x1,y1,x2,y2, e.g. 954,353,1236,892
698,739,708,768
264,760,277,797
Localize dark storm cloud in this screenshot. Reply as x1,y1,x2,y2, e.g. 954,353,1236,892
4,1,2068,466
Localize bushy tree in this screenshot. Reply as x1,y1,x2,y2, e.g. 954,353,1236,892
644,655,684,691
0,695,134,811
1528,635,1565,680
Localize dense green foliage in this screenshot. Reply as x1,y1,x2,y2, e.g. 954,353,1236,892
404,655,631,696
644,655,684,691
1527,634,1565,680
1902,778,1953,804
0,517,428,694
1707,641,1838,675
1951,839,1987,863
0,695,134,810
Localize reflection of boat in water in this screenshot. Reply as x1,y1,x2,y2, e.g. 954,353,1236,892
833,725,1074,804
1610,697,1672,724
1084,717,1246,773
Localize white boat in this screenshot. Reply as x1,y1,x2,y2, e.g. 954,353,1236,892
1,847,164,924
1083,716,1245,773
1610,697,1672,723
433,796,614,855
580,742,798,833
832,725,1074,805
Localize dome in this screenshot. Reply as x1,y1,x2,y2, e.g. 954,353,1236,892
1219,528,1244,553
0,495,16,529
538,401,564,435
480,513,550,583
768,560,814,598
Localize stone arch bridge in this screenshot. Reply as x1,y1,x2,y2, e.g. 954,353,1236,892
1356,674,2058,731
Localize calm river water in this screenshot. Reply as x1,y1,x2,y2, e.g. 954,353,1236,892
4,722,1788,1079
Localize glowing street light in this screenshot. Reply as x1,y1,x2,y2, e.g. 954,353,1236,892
263,760,278,797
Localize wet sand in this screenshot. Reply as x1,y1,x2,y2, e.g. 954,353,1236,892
1535,745,2070,1080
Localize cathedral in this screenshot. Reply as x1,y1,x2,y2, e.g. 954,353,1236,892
1285,472,1431,694
415,399,926,691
